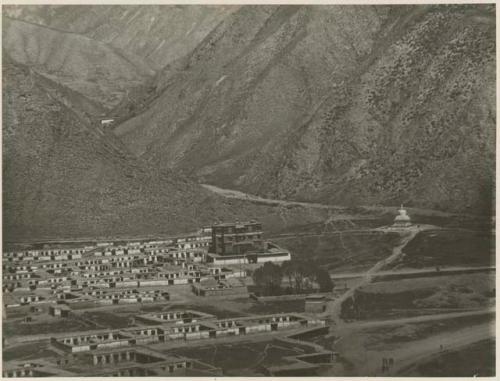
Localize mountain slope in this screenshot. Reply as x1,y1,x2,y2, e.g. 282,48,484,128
3,15,154,109
3,57,336,240
114,5,495,213
240,5,496,213
2,58,232,240
3,5,236,70
116,5,386,163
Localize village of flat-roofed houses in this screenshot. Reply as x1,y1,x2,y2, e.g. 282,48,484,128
2,3,495,377
3,200,495,378
3,220,342,377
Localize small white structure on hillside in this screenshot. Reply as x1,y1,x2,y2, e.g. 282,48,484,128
100,118,115,128
393,204,412,228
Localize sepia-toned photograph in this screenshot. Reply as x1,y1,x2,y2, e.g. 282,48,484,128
1,2,496,377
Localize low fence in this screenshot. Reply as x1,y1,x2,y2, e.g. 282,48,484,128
373,266,495,282
249,292,332,302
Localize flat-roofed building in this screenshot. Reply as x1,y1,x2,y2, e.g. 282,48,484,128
305,295,327,313
135,310,214,325
210,221,263,256
207,221,290,265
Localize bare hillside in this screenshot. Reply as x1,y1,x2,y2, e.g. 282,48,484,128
3,58,238,240
114,5,495,213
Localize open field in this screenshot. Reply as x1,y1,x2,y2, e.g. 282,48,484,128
3,342,57,362
3,318,91,338
273,231,401,273
399,339,495,377
4,308,140,337
244,299,305,315
79,311,132,329
361,312,495,350
397,229,494,268
342,273,494,320
310,310,494,376
272,224,493,276
145,298,306,317
167,338,316,375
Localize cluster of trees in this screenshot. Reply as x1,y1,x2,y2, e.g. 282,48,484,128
252,260,334,296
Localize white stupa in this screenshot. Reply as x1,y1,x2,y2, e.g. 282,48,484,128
393,204,412,228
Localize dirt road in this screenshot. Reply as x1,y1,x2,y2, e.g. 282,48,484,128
365,322,494,376
201,183,465,217
349,308,494,330
326,312,494,377
201,183,346,210
329,265,495,281
321,228,420,323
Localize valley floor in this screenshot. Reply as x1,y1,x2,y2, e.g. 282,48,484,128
3,213,494,377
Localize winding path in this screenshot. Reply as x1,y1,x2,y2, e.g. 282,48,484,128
201,183,345,210
349,308,494,330
326,319,494,377
369,322,493,376
321,227,422,323
328,265,495,281
201,183,465,218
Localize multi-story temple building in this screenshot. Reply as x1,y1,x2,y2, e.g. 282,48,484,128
210,221,264,256
207,221,290,265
